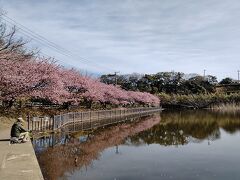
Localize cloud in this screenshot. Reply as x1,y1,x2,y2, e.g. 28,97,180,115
1,0,240,80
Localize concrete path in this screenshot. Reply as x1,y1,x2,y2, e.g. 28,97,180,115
0,128,44,180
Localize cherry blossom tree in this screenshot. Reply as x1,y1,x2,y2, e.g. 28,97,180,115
0,54,160,108
0,58,70,106
0,17,160,108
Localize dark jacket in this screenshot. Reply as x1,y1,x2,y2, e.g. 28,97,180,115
10,122,27,138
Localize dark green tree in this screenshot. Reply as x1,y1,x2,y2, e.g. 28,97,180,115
219,77,234,85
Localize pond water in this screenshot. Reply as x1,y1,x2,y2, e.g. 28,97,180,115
33,110,240,180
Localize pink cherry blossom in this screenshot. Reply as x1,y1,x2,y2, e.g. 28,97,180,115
0,55,160,107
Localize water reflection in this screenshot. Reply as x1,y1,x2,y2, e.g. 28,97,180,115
34,114,161,180
128,110,238,146
33,110,240,180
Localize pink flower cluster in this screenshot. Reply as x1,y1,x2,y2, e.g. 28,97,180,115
0,58,160,106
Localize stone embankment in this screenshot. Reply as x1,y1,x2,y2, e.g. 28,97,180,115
0,128,43,180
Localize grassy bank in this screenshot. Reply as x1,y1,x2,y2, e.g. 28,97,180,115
0,105,154,129
159,92,240,110
0,107,83,130
210,103,240,112
0,116,15,130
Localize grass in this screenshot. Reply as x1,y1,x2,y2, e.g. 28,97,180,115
159,92,240,109
0,116,15,130
210,102,240,112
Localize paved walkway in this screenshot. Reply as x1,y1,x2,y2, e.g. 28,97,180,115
0,128,44,180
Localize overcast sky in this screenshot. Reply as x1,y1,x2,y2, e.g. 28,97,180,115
1,0,240,80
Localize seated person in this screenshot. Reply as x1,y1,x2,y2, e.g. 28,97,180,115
10,117,30,143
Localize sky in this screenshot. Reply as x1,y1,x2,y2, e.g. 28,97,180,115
1,0,240,80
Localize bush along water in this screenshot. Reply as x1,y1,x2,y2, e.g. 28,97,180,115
159,92,240,110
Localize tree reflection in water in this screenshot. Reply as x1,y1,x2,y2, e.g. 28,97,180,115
33,110,240,180
34,114,161,180
128,110,240,146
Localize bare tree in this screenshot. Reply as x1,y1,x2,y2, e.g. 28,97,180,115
0,10,37,61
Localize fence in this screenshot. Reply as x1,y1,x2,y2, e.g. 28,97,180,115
28,107,161,133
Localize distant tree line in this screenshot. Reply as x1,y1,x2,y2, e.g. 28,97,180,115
100,72,221,95
101,73,240,109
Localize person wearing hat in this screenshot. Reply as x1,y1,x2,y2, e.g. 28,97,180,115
10,117,30,143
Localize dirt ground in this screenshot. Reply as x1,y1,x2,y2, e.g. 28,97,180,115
0,107,53,131
0,116,15,130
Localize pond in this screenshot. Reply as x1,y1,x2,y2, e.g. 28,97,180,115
33,110,240,180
